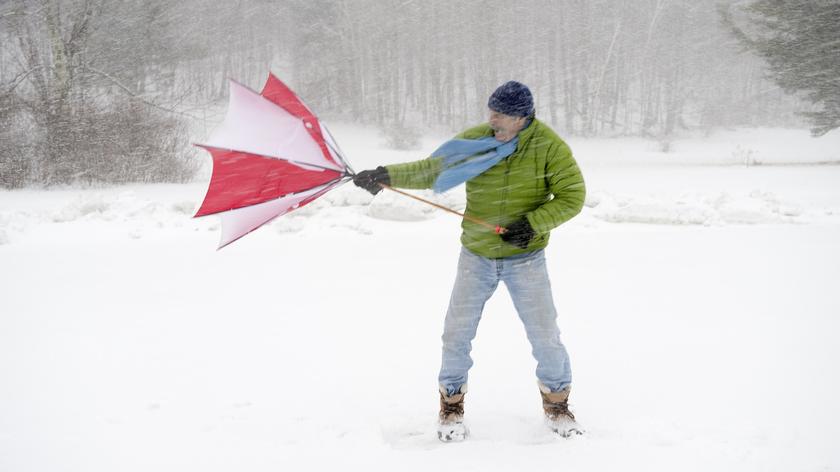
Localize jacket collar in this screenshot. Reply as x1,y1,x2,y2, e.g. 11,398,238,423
514,117,539,153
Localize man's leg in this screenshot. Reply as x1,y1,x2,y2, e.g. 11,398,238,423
438,247,499,396
501,250,572,392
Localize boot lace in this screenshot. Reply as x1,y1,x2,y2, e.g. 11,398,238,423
543,399,575,421
440,396,464,422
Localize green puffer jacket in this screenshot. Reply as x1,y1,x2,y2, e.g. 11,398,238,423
385,118,585,259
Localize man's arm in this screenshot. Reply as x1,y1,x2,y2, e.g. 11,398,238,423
525,143,586,234
384,156,443,190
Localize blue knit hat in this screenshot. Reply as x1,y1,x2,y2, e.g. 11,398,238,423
488,81,534,117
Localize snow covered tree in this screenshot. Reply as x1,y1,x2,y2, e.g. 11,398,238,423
722,0,840,136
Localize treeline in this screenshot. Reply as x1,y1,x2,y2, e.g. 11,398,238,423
0,0,818,188
281,0,805,136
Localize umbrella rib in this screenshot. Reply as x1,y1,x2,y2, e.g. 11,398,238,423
194,144,346,174
195,176,348,219
214,177,348,250
321,124,355,174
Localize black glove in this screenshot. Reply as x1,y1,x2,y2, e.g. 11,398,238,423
501,218,536,249
353,166,390,195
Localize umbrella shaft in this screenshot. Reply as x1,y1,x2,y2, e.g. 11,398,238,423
379,184,505,234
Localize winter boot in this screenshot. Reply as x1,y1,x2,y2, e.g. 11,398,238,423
538,382,583,438
437,384,468,442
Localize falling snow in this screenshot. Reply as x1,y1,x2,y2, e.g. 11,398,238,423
2,1,840,471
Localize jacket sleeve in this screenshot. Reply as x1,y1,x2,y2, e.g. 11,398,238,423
525,143,586,233
384,156,443,189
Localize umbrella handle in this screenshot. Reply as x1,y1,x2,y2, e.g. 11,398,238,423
378,184,506,234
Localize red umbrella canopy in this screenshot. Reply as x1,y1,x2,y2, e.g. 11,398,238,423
194,74,352,249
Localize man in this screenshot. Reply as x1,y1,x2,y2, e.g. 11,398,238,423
354,81,585,441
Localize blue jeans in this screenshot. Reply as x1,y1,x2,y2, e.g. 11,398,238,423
439,247,572,395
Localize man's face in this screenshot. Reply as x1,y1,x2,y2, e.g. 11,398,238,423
488,109,526,142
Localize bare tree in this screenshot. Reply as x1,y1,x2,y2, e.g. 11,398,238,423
1,0,198,187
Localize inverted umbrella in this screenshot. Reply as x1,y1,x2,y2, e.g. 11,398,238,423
194,73,353,249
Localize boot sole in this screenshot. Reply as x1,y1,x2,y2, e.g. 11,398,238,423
437,422,468,442
550,426,584,438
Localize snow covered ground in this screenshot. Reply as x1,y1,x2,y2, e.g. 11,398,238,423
1,125,839,471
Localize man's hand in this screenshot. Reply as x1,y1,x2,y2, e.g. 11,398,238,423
501,218,536,249
353,166,390,195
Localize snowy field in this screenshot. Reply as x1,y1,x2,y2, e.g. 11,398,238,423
1,125,839,471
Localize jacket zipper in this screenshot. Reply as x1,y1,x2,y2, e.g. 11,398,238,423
498,157,512,258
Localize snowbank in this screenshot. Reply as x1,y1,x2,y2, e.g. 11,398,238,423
1,168,833,246
586,189,806,226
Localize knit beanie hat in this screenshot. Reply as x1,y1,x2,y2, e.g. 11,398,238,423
488,81,534,117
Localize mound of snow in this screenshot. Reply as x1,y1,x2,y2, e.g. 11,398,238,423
0,210,37,244
595,198,714,225
52,195,111,222
368,188,465,222
171,200,199,215
589,191,803,226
